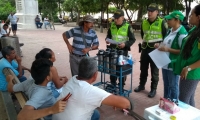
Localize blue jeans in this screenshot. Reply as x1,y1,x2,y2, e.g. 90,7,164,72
162,69,179,100
91,109,100,120
44,22,52,29
35,22,43,28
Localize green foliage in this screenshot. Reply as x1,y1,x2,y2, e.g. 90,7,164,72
108,7,117,13
0,2,15,21
49,0,195,22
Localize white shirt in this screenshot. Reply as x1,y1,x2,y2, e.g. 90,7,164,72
7,14,18,24
52,76,111,120
0,28,7,38
162,25,187,70
44,18,49,23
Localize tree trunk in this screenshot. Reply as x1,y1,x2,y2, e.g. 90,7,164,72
125,9,131,22
107,3,109,28
76,10,80,25
70,9,73,22
58,0,61,17
50,1,55,30
166,0,170,15
137,6,143,22
185,0,191,21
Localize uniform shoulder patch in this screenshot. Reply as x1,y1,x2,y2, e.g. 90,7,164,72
164,22,168,29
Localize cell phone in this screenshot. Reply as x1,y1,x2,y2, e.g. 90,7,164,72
62,93,72,101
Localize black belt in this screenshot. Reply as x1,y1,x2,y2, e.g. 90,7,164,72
142,42,161,48
72,53,86,57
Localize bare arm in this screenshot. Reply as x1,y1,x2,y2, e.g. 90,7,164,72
62,32,73,53
17,100,67,120
187,60,200,70
91,45,98,50
180,60,200,80
82,45,98,54
51,66,68,89
155,43,180,54
15,55,23,78
6,75,14,92
102,95,130,109
166,48,180,54
22,66,31,73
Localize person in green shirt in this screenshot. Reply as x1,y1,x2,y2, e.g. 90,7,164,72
173,4,200,107
155,11,187,102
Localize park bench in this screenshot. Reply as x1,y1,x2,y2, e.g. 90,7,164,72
131,22,141,31
1,68,44,120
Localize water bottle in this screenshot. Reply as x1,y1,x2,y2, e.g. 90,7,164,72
110,51,118,74
97,49,104,71
118,50,124,65
127,53,133,65
104,51,110,73
106,48,111,52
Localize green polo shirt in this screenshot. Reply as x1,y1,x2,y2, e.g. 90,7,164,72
173,26,200,80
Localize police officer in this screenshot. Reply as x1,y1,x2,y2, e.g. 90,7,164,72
134,3,167,98
105,9,136,89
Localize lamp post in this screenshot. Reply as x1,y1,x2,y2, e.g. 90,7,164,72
100,1,103,33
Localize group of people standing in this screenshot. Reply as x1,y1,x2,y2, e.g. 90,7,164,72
1,2,200,120
133,3,200,108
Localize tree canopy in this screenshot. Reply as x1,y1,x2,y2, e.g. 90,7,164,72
0,0,15,21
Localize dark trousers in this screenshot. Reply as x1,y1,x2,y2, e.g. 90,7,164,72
35,22,43,28
139,48,159,90
179,79,199,107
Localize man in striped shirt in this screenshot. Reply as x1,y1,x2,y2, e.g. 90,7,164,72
63,15,99,76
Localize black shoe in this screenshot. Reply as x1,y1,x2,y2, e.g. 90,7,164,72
19,43,24,47
148,89,156,98
134,86,145,92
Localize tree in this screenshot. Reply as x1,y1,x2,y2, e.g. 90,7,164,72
38,0,59,30
183,0,196,21
0,1,15,21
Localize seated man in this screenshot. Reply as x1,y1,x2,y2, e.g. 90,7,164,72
44,16,52,29
7,59,67,120
0,24,11,38
53,57,130,120
35,15,43,28
0,24,11,51
0,46,29,91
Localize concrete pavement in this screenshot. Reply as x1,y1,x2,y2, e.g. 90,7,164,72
16,23,200,120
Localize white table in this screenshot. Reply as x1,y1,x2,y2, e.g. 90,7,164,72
143,101,200,120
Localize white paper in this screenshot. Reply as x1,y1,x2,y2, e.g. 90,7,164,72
149,49,171,69
106,38,121,45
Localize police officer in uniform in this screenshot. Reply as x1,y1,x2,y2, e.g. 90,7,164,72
105,9,136,89
134,3,168,98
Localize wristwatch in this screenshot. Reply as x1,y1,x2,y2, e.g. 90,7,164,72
186,66,191,71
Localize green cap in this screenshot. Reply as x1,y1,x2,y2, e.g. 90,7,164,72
165,11,184,21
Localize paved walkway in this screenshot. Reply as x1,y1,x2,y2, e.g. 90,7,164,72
16,23,200,120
